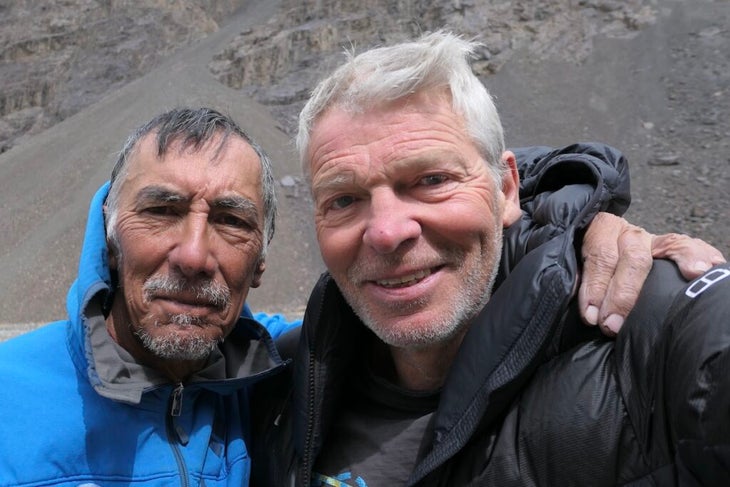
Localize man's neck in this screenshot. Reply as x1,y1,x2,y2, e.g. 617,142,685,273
388,328,468,391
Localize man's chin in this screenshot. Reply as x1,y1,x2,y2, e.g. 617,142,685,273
137,329,220,361
363,316,448,348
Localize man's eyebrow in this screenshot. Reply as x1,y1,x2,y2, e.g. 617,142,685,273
213,196,259,216
135,185,187,204
311,173,356,196
311,152,470,196
392,151,470,172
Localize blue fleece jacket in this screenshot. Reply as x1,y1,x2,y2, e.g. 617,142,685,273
0,183,300,486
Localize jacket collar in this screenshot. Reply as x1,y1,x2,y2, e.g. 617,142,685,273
295,228,580,483
84,297,289,405
410,229,578,483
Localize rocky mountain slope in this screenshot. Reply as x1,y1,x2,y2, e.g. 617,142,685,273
0,1,248,153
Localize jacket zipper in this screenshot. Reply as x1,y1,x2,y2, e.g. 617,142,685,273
166,382,189,487
170,382,184,416
298,280,329,487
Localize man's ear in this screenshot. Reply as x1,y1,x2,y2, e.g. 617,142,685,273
103,204,119,271
500,150,522,227
250,259,266,288
107,243,118,270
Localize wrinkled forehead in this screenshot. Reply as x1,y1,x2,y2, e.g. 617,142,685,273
120,131,263,197
307,88,467,162
328,85,454,121
313,87,453,139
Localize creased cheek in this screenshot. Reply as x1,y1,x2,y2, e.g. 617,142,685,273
319,233,350,266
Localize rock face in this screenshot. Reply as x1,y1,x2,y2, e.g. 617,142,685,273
210,0,657,134
0,1,246,153
1,1,657,150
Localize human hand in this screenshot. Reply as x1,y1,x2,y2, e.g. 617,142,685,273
578,212,726,336
650,232,725,279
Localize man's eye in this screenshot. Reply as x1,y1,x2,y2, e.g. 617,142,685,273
144,206,176,216
419,174,448,186
330,195,356,210
216,214,249,229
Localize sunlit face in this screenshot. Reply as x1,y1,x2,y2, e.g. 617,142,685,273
107,132,266,363
308,89,521,349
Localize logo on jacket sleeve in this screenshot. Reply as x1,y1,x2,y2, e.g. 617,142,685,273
685,268,730,298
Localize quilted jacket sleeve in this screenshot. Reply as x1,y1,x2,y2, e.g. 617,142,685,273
663,264,730,483
499,142,631,281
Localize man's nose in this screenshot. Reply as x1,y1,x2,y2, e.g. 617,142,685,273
169,216,217,278
362,189,421,254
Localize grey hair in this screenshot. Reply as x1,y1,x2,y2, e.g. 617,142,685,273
105,107,277,256
296,30,506,185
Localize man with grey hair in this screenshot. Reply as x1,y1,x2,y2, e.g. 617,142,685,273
0,107,297,486
250,32,730,486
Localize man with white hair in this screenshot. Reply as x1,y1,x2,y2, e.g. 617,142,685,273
250,32,730,486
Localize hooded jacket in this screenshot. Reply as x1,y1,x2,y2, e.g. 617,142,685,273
249,144,730,486
0,183,297,487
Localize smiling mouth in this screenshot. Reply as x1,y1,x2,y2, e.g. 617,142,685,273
375,268,435,288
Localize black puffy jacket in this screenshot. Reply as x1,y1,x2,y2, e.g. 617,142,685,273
249,144,730,486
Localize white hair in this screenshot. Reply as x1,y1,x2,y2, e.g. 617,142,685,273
296,30,506,184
